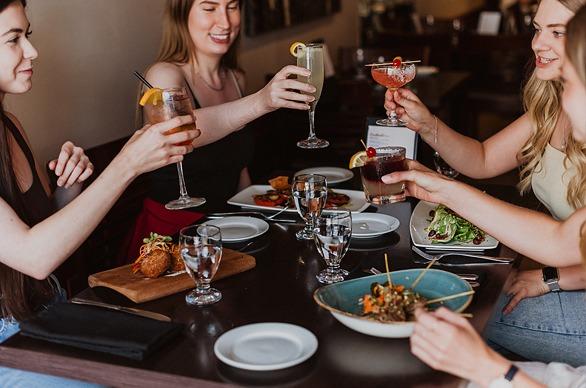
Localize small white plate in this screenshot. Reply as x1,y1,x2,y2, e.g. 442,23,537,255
351,213,400,239
294,167,354,185
214,323,318,371
227,185,370,214
203,217,269,242
410,201,499,251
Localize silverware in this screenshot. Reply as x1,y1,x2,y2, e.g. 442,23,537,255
412,246,514,264
70,298,171,322
207,210,298,223
364,267,479,288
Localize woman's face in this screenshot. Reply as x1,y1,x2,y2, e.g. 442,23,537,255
561,60,586,140
188,0,240,58
0,1,36,96
531,0,575,80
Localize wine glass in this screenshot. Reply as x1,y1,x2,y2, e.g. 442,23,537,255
179,225,222,306
296,43,329,149
142,87,206,209
433,151,460,179
314,210,352,284
292,174,328,240
371,63,416,126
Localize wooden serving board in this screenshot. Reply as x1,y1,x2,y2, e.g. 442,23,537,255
88,248,255,303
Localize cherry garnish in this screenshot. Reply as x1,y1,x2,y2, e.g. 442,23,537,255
366,147,377,157
392,56,402,68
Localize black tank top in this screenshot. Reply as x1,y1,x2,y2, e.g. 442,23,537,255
147,70,254,212
3,116,54,225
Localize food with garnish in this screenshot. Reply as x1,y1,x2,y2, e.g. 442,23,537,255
426,204,486,245
360,281,426,322
252,177,351,209
132,233,184,278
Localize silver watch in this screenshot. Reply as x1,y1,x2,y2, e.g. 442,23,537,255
542,266,560,292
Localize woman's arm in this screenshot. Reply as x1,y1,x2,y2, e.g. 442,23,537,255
0,116,198,280
385,89,533,178
383,161,585,266
146,63,316,148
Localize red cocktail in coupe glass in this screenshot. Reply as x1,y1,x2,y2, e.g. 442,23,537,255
371,61,416,126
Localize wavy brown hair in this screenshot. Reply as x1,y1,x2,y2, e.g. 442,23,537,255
518,0,586,210
0,0,53,321
566,5,586,87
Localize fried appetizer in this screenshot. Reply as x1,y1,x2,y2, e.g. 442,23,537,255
132,233,174,278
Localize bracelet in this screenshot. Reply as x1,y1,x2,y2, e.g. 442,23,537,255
433,115,438,144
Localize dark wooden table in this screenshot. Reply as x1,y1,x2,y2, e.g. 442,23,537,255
0,185,520,387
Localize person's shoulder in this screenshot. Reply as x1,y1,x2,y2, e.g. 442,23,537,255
3,112,26,136
145,62,185,88
231,68,246,91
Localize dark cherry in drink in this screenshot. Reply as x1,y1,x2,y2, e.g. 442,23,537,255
360,146,407,204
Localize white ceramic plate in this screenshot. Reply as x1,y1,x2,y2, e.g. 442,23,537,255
203,217,269,242
410,201,499,251
351,213,400,239
227,185,370,214
294,167,354,185
214,323,318,371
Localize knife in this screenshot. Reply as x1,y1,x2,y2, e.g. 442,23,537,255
70,298,171,322
207,212,299,223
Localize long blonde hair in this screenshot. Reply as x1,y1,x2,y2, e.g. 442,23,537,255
518,0,586,210
566,5,586,87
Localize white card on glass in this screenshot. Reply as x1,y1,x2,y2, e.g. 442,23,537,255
366,118,418,160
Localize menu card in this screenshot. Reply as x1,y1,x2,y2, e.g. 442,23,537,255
366,118,418,159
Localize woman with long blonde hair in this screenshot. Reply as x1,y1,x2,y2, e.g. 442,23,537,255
141,0,315,211
399,7,586,386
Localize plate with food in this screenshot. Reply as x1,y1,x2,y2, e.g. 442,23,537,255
294,167,354,185
227,176,369,214
314,269,472,338
410,201,498,251
203,216,269,242
351,213,400,239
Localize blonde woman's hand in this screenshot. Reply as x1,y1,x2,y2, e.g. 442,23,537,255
411,307,511,386
48,141,94,189
384,88,436,135
503,269,550,314
119,115,199,176
259,65,317,111
381,159,454,204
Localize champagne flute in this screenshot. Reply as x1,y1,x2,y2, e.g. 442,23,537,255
142,87,205,209
314,210,352,284
292,174,328,240
296,43,329,149
371,63,416,126
180,225,222,306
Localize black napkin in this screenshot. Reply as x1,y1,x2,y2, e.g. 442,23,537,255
20,303,183,360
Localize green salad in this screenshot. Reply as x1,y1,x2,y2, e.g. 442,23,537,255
425,204,486,245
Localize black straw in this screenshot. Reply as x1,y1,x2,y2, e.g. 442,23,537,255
133,71,153,89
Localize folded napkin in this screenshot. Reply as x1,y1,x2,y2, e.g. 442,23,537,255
20,303,183,360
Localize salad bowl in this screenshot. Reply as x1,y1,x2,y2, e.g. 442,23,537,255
313,269,473,338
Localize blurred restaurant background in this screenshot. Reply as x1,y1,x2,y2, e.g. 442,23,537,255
7,0,539,292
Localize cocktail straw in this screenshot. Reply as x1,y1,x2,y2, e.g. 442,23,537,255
133,71,153,89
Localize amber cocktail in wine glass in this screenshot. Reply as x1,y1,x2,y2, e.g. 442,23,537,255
371,60,416,127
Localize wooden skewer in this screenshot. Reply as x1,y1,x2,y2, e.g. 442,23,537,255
424,290,475,306
459,313,474,319
384,253,392,288
410,258,437,290
365,60,422,67
360,139,368,150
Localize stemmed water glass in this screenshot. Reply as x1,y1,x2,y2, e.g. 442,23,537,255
295,43,329,149
314,210,352,284
142,87,206,209
179,225,223,306
371,62,416,126
292,174,328,240
433,151,460,179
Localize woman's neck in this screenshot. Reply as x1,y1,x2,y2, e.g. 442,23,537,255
192,52,223,79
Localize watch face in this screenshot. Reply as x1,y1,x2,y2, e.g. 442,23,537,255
543,266,558,281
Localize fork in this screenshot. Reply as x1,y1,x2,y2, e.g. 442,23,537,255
411,246,514,264
207,206,296,223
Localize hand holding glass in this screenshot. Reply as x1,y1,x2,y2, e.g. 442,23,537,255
371,63,416,127
360,146,408,204
314,210,352,284
143,87,205,209
180,225,222,306
292,174,328,240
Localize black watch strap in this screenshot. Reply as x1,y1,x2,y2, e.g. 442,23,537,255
505,364,519,381
542,266,560,292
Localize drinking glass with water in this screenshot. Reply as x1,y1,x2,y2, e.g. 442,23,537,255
314,210,352,284
292,174,328,240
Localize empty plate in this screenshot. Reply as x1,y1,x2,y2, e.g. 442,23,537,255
214,322,318,371
351,213,400,238
295,167,354,184
204,217,269,242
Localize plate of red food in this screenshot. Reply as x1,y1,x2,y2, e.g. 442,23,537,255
227,177,369,214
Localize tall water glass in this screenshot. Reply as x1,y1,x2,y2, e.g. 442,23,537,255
314,210,352,284
143,87,205,209
292,174,328,240
180,225,222,306
296,44,329,149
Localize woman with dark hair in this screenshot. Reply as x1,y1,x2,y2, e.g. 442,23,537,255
0,0,198,384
